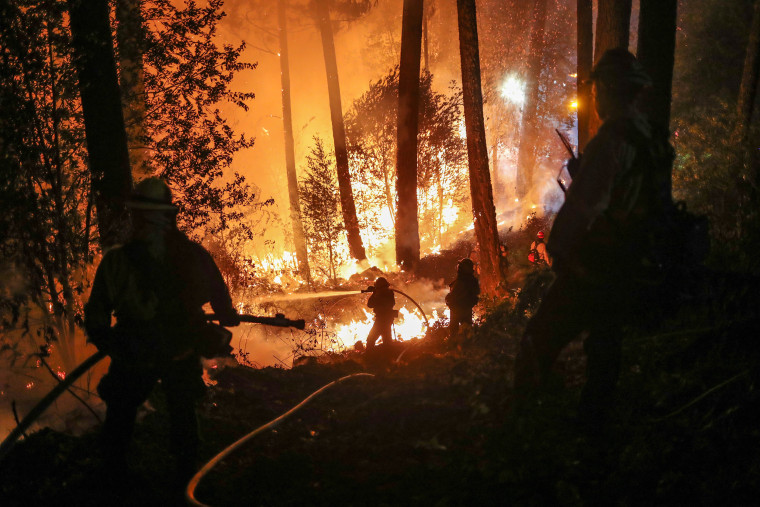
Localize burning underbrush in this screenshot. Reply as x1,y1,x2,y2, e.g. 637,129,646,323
220,211,554,370
226,274,453,369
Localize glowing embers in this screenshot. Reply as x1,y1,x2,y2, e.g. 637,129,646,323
500,74,526,106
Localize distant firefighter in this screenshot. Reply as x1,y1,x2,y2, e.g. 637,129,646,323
498,242,509,291
365,277,397,349
445,258,480,338
528,231,552,267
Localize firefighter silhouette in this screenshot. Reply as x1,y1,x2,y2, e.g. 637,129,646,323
365,277,397,348
85,178,239,483
514,49,668,429
446,258,480,338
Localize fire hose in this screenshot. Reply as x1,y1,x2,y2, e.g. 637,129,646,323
0,313,304,465
361,286,431,362
186,372,374,507
360,286,430,330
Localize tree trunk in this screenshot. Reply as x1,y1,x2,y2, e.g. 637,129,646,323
577,0,593,151
314,0,366,261
68,0,133,248
395,0,423,271
115,0,149,177
279,0,311,281
457,0,503,295
637,0,677,134
515,0,548,199
590,0,632,136
422,1,431,71
735,0,760,142
594,0,632,60
491,136,499,202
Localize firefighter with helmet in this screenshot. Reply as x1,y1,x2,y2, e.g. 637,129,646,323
514,49,672,429
84,177,240,484
446,258,480,338
365,277,397,349
529,231,551,267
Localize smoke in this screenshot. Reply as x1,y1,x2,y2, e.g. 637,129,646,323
392,277,449,321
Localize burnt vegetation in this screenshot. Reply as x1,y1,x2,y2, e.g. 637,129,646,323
2,0,760,505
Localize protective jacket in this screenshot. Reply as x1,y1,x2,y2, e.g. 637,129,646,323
547,108,670,278
446,274,480,314
529,239,551,266
85,228,238,362
367,287,396,322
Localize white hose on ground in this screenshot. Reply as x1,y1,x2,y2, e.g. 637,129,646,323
185,372,375,507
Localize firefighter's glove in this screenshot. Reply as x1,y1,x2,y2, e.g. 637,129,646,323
198,323,234,358
217,312,241,327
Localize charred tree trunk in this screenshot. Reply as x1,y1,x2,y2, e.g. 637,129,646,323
457,0,503,294
637,0,677,135
68,0,133,248
314,0,366,261
515,0,548,199
115,0,149,176
577,0,593,151
395,0,423,271
735,0,760,142
590,0,632,136
279,0,311,281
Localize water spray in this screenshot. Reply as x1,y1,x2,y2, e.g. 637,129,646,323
360,286,431,330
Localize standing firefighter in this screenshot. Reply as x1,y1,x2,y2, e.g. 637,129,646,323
528,231,551,267
84,178,240,483
514,49,672,428
365,277,397,349
446,258,480,338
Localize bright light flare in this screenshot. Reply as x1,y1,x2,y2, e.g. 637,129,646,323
378,206,394,230
500,75,526,106
569,100,579,109
441,200,459,227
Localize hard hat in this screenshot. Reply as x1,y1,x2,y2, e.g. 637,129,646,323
126,177,177,211
458,258,475,274
537,231,545,239
374,277,390,288
589,49,652,89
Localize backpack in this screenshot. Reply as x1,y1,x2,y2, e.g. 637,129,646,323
579,122,709,280
627,126,709,276
528,248,542,265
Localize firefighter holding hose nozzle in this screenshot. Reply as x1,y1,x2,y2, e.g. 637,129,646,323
363,277,397,349
84,178,240,487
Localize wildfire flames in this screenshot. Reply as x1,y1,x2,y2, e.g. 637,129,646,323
332,306,448,350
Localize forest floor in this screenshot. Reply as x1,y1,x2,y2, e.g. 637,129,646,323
1,221,760,506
